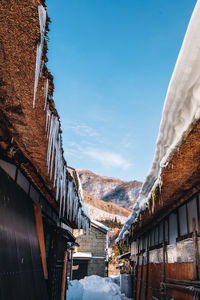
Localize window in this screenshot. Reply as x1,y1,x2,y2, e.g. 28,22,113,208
155,226,159,245
40,197,47,211
142,234,147,251
164,219,169,243
0,159,16,180
198,194,200,222
187,197,198,233
139,237,143,252
145,234,148,250
17,170,30,193
131,241,137,255
147,232,150,248
150,228,155,247
30,185,40,203
159,221,163,244
178,204,188,236
169,213,178,244
136,238,139,253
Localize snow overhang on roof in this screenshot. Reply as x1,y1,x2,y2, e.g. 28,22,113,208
117,252,131,260
91,219,110,233
73,252,92,260
116,263,124,269
117,0,200,242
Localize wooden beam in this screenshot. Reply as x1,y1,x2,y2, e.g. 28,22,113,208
134,244,140,300
138,254,144,300
61,251,68,300
34,203,48,279
192,218,199,281
145,237,149,300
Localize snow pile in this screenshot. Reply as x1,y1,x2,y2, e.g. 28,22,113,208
117,0,200,242
67,275,122,300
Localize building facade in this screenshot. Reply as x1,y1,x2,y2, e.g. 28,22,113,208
0,1,90,299
117,1,200,299
73,220,109,279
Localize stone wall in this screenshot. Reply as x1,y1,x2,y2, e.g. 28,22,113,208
74,226,107,277
88,258,105,277
74,227,106,257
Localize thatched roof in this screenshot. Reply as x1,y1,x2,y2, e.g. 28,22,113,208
0,0,90,231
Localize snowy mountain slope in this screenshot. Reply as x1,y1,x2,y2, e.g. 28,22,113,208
83,190,131,224
86,204,128,224
79,170,142,208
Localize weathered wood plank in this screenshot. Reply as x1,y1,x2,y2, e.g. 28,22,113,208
61,251,68,300
34,203,48,279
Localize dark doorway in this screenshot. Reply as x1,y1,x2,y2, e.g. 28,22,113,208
72,260,89,280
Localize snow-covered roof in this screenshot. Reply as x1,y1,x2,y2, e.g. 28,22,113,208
117,0,200,242
66,167,91,236
91,219,110,233
117,252,131,260
73,252,92,260
116,263,124,269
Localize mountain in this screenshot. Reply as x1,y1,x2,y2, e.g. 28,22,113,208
79,170,142,208
83,190,131,224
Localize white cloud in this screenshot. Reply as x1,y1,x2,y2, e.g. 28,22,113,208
84,148,132,169
63,130,133,170
122,133,134,149
63,122,97,137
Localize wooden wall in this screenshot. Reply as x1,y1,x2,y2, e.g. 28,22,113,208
135,262,196,299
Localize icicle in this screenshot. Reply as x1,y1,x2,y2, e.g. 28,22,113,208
68,181,73,219
40,60,44,77
83,216,86,234
38,5,46,35
33,44,42,108
46,105,51,132
62,166,67,217
67,181,71,219
47,116,59,180
50,118,59,179
73,195,78,221
86,221,89,238
70,186,74,221
47,112,53,138
77,208,81,229
53,142,58,187
59,177,63,218
47,115,54,172
44,79,49,110
56,173,60,201
76,171,83,199
33,5,46,108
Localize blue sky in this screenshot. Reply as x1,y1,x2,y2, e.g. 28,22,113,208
46,0,196,182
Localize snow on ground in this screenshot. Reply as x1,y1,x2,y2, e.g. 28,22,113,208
67,275,124,300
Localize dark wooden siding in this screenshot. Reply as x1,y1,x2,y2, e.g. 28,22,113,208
0,166,48,300
135,263,195,299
